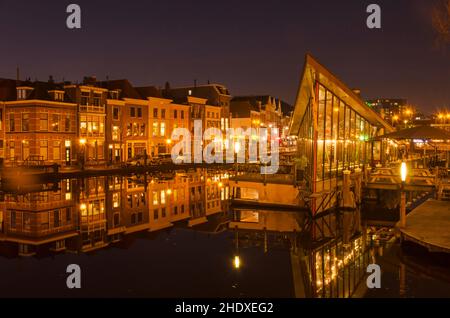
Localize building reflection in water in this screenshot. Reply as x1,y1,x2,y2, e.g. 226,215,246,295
230,208,370,298
0,169,371,298
0,169,231,256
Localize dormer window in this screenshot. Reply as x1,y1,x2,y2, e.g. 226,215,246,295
109,90,119,100
16,87,33,100
49,90,65,101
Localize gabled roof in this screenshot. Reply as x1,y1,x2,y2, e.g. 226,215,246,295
135,86,163,99
97,79,143,100
230,100,260,118
290,54,394,135
0,78,70,102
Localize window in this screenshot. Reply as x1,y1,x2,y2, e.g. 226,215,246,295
130,107,136,117
65,115,70,132
81,91,89,105
153,108,158,118
66,208,71,222
80,116,87,134
113,107,119,120
174,110,177,119
109,91,119,100
9,141,15,159
40,113,48,131
22,140,29,161
181,205,185,214
140,124,145,136
153,209,159,220
10,211,16,229
0,109,3,129
22,113,29,131
53,141,61,160
137,108,142,118
112,126,120,141
17,89,27,100
6,113,13,132
126,123,132,136
152,122,158,137
160,122,165,136
181,110,184,119
161,109,166,119
52,114,59,132
161,190,166,204
54,210,60,227
174,206,178,215
162,207,166,218
152,191,158,205
93,93,101,106
40,140,48,160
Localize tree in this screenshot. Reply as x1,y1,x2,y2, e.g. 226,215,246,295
432,0,450,48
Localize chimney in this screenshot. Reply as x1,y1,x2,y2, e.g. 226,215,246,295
48,75,54,83
16,67,20,81
83,76,97,85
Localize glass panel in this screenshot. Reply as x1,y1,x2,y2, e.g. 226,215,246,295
317,84,326,182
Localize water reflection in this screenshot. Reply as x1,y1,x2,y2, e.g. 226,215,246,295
0,169,232,255
1,170,446,297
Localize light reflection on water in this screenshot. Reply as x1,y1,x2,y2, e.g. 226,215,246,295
0,169,449,298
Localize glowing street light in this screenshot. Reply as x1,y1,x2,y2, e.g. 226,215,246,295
234,141,241,154
234,141,240,175
233,255,241,269
400,161,407,183
400,161,407,228
79,138,86,145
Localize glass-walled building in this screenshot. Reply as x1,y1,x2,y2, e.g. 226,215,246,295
290,55,394,214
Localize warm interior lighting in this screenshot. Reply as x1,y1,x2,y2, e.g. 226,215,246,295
166,189,172,195
233,255,240,269
400,162,407,182
79,138,87,145
166,139,172,145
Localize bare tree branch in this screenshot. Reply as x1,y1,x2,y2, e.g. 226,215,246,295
432,0,450,48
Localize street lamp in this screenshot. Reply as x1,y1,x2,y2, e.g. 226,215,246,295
108,144,113,166
234,141,240,175
233,255,241,269
400,161,407,228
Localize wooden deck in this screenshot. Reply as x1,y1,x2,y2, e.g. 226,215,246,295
400,199,450,253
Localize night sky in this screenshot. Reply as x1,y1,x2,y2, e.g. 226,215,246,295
0,0,448,113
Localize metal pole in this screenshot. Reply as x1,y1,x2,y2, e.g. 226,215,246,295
400,183,406,228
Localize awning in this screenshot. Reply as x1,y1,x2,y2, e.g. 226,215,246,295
373,125,450,141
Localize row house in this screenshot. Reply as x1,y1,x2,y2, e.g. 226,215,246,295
165,83,231,132
146,96,190,156
0,77,232,166
0,79,78,166
65,81,108,165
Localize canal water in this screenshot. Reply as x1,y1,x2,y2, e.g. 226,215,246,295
0,170,449,298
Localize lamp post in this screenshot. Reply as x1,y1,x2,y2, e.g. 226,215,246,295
79,138,86,171
234,141,240,175
108,144,113,166
400,161,407,228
